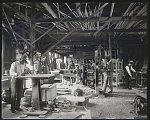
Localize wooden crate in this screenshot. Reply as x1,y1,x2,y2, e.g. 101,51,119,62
41,84,57,102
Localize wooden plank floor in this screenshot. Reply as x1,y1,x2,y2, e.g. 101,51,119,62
1,88,147,119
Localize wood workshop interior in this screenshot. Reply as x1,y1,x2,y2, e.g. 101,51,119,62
1,2,148,119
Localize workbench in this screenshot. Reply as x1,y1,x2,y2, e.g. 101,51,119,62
17,74,55,115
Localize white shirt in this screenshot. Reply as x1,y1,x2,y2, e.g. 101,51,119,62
10,61,26,76
125,65,136,77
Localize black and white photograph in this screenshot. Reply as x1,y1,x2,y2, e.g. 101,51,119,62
1,1,148,119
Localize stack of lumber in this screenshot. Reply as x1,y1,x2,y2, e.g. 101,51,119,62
56,83,71,95
56,83,95,97
23,88,32,107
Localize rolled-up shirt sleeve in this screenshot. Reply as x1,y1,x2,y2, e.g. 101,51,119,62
131,66,136,72
125,66,132,77
9,62,17,76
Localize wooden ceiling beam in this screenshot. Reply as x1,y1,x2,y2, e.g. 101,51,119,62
76,3,83,17
41,3,70,30
53,3,70,30
4,24,35,49
2,8,18,43
85,3,88,17
115,3,135,30
35,16,146,23
120,5,141,29
118,5,146,37
42,29,147,34
74,3,85,30
42,3,109,55
35,28,58,41
31,3,84,45
60,41,100,45
110,3,115,17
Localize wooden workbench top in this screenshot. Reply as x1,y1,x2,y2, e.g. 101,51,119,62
16,74,55,79
61,73,77,77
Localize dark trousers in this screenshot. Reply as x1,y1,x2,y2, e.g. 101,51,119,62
11,77,23,111
83,72,87,85
125,75,131,88
95,69,99,86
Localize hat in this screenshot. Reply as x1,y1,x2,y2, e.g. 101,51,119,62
129,60,134,64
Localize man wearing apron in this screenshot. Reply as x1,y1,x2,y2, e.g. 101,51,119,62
10,49,31,113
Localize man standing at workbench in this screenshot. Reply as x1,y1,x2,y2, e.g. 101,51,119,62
125,60,136,89
9,48,31,113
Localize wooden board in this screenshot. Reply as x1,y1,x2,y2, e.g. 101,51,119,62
20,115,28,118
57,112,83,119
59,95,87,102
62,73,77,78
132,88,147,99
23,110,48,115
61,107,76,112
17,74,55,79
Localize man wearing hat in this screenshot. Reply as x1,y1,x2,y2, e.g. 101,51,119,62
9,48,31,113
125,60,136,89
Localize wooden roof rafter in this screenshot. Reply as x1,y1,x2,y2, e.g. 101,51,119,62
2,8,18,43
42,3,109,56
2,2,147,55
118,4,147,37
42,13,65,31
41,3,70,31
114,3,137,37
35,27,58,42
31,3,84,45
65,3,85,31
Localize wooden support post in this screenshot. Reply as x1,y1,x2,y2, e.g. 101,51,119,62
2,27,4,75
30,4,41,111
4,24,35,49
2,8,18,43
109,33,112,58
31,78,40,110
